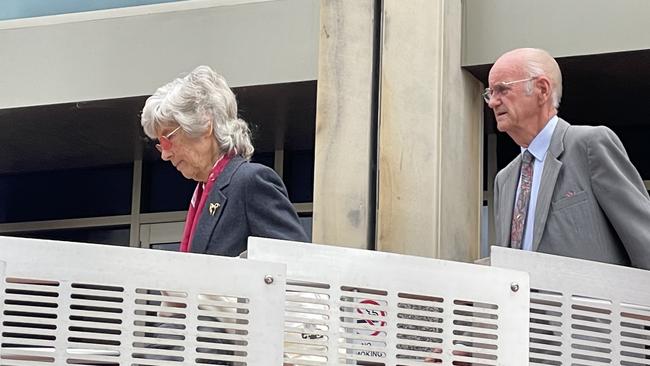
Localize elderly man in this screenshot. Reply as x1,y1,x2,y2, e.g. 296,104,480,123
487,48,650,269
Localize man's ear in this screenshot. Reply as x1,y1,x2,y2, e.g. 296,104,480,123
537,77,552,105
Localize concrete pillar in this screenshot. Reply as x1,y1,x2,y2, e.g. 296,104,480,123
312,1,377,249
313,0,483,260
376,0,483,261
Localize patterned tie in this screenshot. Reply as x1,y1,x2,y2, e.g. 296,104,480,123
510,150,534,249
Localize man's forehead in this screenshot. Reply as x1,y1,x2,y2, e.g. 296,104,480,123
489,61,524,84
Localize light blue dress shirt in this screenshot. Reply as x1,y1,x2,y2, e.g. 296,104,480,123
515,115,558,251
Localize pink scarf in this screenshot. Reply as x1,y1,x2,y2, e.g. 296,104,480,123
179,154,233,252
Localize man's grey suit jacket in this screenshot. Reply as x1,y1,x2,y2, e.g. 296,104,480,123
494,118,650,269
189,156,309,257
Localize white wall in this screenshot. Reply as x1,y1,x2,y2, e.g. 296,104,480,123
0,0,319,108
463,0,650,65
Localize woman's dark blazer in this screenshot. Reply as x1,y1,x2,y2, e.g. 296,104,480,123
188,155,309,257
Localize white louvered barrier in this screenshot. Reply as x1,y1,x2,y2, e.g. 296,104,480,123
491,246,650,366
0,236,286,365
248,237,530,365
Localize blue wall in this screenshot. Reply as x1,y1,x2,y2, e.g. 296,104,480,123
0,0,185,21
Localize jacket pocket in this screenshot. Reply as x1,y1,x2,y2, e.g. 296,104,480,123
551,190,587,211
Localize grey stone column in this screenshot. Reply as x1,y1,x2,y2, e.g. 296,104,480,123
375,0,483,260
314,0,483,261
312,1,378,249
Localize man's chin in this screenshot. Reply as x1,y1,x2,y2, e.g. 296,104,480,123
495,119,510,132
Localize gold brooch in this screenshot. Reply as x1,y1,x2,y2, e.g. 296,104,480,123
209,202,220,216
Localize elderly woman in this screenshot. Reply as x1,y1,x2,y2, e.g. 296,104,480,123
141,65,308,256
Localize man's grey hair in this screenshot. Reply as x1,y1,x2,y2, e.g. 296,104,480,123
141,65,254,160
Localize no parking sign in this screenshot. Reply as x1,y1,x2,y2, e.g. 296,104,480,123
356,299,386,336
346,298,387,361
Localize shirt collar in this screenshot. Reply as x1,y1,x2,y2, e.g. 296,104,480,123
522,115,558,162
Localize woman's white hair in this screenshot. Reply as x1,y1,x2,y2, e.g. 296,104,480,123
141,65,254,160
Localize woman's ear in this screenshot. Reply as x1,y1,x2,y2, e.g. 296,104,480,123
205,120,214,137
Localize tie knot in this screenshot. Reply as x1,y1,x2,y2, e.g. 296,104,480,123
522,150,534,164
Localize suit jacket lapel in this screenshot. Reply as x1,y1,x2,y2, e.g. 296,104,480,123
189,156,246,254
190,189,227,254
532,118,569,251
500,164,520,247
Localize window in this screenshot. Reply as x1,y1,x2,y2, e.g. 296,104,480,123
0,164,133,223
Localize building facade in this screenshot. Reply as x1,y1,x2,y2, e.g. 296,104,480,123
1,0,649,261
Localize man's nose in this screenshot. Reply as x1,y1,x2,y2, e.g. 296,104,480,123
487,94,500,109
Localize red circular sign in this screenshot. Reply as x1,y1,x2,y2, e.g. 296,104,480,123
356,299,386,336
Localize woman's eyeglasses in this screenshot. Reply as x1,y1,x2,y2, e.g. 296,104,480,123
155,126,182,153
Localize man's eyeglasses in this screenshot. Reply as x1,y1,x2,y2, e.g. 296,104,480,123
482,76,537,104
155,126,182,153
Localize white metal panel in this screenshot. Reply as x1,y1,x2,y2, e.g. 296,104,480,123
0,236,286,365
491,246,650,366
248,237,530,365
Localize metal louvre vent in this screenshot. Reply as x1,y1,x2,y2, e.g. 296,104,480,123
132,288,188,364
248,237,530,365
491,246,650,366
1,277,60,364
131,290,252,365
68,282,124,365
0,236,286,366
570,295,613,365
395,292,444,364
195,293,250,365
284,280,331,365
338,286,388,364
529,288,563,365
620,302,650,365
450,299,499,365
